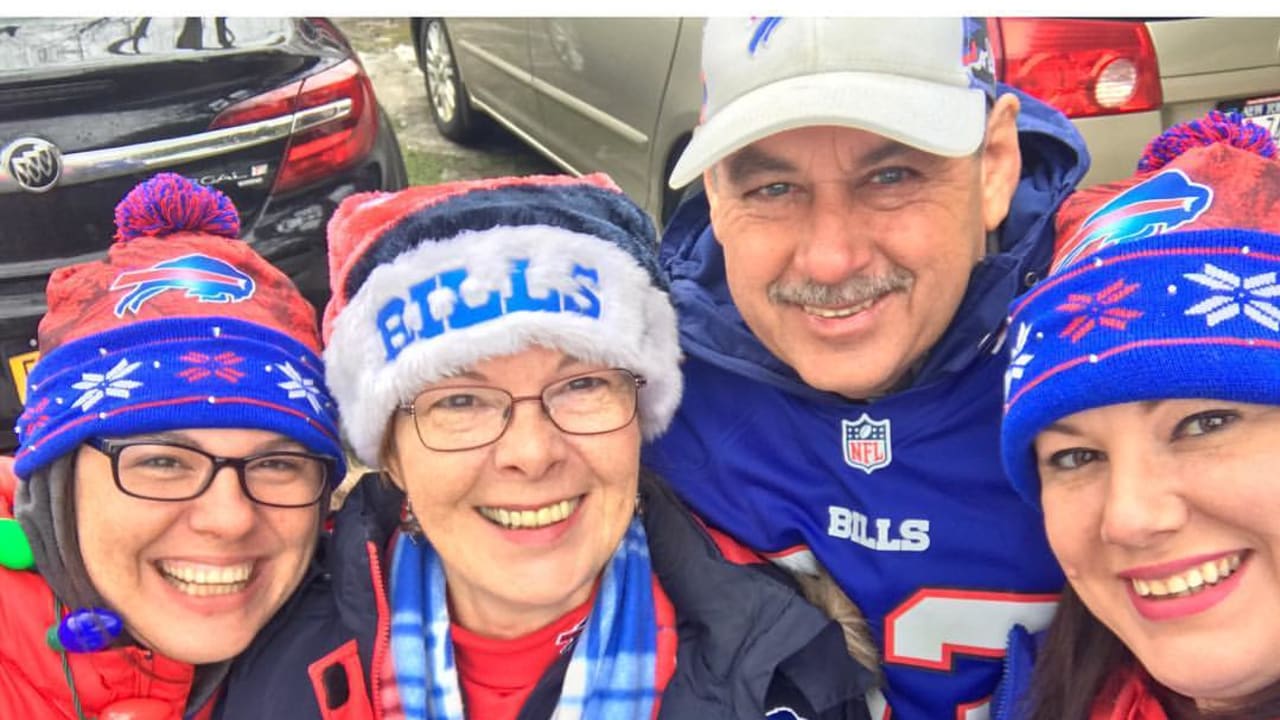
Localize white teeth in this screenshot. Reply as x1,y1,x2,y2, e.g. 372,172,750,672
1131,553,1243,599
157,561,252,596
479,498,579,530
803,299,875,319
1202,560,1220,584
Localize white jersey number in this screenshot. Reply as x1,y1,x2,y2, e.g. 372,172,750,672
875,589,1059,720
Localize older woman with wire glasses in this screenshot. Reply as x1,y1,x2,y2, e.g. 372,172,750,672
0,174,344,720
213,174,877,720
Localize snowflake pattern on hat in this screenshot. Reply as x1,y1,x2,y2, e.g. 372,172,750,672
1003,322,1034,400
178,351,246,383
1183,262,1280,330
70,358,143,412
274,361,327,415
1056,278,1143,343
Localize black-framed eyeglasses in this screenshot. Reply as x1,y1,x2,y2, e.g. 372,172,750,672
85,438,335,509
397,368,646,452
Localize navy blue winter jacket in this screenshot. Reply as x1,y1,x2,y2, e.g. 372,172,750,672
643,87,1091,720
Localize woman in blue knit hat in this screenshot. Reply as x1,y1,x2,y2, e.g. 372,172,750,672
216,173,878,720
995,112,1280,720
0,174,345,719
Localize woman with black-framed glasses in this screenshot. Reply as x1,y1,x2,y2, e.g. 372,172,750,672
0,174,345,720
215,174,877,720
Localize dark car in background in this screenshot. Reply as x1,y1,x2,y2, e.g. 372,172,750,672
0,16,408,449
413,17,1280,223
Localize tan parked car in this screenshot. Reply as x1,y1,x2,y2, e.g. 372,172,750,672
411,17,1280,223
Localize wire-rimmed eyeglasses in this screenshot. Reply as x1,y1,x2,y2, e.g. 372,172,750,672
397,368,645,452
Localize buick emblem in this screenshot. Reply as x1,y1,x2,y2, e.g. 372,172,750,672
3,137,62,193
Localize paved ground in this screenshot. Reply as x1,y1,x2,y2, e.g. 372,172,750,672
334,18,555,185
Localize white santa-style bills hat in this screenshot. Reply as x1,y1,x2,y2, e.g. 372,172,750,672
321,173,683,467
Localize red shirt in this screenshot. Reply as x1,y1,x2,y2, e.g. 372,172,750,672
1089,667,1167,720
452,593,594,720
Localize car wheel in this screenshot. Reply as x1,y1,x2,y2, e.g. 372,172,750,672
420,18,482,143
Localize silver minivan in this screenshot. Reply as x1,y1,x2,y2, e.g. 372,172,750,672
412,17,1280,222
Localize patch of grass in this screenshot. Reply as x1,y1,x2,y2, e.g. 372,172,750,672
403,146,450,185
403,143,557,186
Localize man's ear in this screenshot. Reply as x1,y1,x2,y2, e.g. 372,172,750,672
980,93,1023,233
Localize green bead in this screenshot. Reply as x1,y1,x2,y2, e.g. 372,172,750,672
46,623,64,652
0,518,34,571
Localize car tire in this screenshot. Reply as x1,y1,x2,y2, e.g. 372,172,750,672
419,18,483,144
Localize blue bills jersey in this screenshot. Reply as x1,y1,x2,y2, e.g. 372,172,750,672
645,352,1063,720
645,85,1089,719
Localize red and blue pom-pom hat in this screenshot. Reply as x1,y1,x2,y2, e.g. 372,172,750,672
14,173,345,481
1002,111,1280,506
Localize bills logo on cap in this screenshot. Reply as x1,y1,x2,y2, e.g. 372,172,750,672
963,17,996,99
747,17,783,55
842,413,892,474
1052,169,1214,273
111,253,256,316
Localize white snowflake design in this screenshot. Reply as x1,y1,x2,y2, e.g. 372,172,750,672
1183,263,1280,330
71,358,143,412
276,361,325,414
1004,322,1035,401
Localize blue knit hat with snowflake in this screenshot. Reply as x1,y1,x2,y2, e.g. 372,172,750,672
1002,111,1280,506
14,173,345,481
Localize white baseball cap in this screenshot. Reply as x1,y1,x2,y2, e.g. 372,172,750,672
668,17,998,189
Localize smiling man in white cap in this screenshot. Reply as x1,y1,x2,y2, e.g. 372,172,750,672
644,17,1091,719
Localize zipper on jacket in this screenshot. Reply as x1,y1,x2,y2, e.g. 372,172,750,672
366,539,392,720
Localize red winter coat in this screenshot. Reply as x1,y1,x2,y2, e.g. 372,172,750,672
0,458,213,720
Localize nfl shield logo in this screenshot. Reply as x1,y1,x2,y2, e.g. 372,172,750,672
842,414,892,474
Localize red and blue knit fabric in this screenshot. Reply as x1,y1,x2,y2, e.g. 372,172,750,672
1002,112,1280,504
15,173,344,481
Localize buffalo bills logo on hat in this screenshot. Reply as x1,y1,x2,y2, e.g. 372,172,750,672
962,17,996,98
747,17,783,55
111,253,256,316
1053,169,1214,273
842,414,892,474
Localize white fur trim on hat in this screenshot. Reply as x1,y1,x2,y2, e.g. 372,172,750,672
325,224,682,466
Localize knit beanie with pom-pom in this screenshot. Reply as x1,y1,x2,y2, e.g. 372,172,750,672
1002,111,1280,505
14,173,344,481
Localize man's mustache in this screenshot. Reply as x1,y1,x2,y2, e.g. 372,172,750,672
768,267,914,307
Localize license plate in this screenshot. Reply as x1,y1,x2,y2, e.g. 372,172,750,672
8,351,38,405
1229,95,1280,139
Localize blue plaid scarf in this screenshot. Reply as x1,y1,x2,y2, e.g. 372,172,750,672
389,517,660,720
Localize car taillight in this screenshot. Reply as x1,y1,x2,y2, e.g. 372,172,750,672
992,18,1162,118
211,58,378,194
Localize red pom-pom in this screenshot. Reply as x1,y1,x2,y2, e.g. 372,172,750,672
113,173,240,242
1138,110,1276,173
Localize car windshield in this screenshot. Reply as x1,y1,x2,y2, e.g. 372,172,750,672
0,18,292,77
